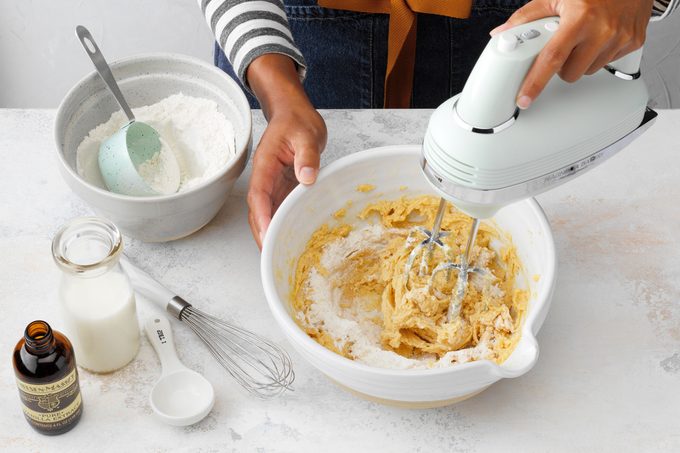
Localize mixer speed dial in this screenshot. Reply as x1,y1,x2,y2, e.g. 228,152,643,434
498,32,519,52
520,29,541,40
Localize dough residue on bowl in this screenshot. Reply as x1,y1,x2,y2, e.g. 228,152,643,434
292,195,528,370
76,93,235,193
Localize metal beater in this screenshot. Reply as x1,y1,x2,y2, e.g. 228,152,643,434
404,197,485,321
121,257,295,398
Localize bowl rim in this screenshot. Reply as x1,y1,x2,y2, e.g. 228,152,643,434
261,144,557,378
54,52,252,203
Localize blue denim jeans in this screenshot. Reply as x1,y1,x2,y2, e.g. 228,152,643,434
215,0,528,108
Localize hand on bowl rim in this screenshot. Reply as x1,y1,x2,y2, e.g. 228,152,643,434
490,0,654,110
246,54,328,249
247,110,326,249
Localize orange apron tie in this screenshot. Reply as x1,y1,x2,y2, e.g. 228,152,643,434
317,0,473,108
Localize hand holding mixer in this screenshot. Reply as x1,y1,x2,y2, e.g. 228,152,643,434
407,17,657,319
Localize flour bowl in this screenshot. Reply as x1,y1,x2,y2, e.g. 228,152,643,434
55,53,251,242
261,145,556,407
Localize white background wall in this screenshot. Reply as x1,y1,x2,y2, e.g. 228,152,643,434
0,0,214,108
1,0,679,108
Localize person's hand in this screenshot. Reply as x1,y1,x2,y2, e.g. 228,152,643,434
246,54,327,248
247,103,326,248
490,0,654,109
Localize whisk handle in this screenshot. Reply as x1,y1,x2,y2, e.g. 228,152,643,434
120,256,191,320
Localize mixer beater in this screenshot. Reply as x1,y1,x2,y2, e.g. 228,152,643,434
404,198,449,280
404,197,488,321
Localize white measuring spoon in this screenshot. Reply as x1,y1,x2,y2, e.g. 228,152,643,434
144,316,214,426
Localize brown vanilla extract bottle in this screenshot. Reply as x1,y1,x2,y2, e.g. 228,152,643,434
12,320,83,435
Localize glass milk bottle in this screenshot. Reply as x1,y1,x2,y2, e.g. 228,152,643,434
51,217,140,373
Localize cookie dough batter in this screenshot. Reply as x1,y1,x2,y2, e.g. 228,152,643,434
292,195,528,369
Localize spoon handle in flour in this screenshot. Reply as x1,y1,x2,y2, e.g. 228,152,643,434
75,25,136,122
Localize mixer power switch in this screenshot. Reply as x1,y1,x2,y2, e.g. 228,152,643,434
498,32,519,52
520,29,540,40
544,21,559,32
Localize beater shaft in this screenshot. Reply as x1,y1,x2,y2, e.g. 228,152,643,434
462,218,480,267
404,197,450,281
422,198,448,273
447,218,480,322
428,217,486,322
429,198,447,246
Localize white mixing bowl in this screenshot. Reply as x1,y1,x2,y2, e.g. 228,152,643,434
262,145,556,407
55,53,251,242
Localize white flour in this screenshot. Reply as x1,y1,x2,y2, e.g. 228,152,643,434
300,224,494,370
76,93,235,193
136,138,179,194
320,223,386,270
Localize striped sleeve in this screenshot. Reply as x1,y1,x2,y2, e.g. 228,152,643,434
199,0,307,90
651,0,680,21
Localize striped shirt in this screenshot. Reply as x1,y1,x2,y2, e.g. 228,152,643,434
199,0,306,89
652,0,680,20
200,0,679,89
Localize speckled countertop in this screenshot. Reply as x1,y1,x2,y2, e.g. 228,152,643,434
1,109,679,452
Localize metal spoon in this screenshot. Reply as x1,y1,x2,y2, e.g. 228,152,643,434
75,26,180,196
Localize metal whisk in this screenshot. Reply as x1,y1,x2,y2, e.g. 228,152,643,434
403,197,486,320
121,257,295,398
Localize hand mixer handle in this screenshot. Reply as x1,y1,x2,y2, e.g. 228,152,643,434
456,18,646,129
456,17,560,130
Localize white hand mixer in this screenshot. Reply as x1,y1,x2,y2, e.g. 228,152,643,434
408,16,657,319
